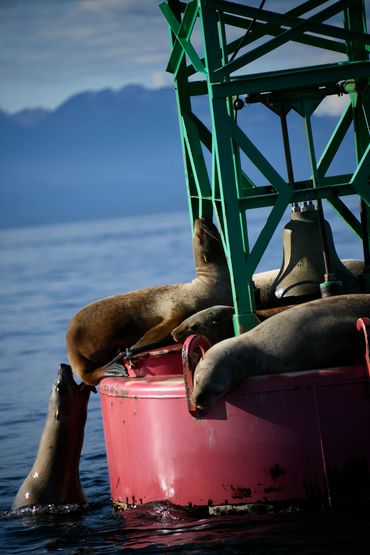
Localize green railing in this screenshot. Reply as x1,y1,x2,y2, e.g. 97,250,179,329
161,0,370,333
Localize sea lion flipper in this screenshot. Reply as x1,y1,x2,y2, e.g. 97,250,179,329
100,362,129,380
130,321,175,351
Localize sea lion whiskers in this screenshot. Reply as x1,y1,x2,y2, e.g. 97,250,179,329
200,222,221,244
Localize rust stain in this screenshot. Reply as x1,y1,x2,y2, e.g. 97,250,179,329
230,485,252,499
268,463,286,481
263,486,284,494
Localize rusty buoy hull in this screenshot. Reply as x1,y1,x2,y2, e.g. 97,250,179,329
100,342,370,510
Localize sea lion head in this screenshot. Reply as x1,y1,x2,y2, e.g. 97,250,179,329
172,305,234,345
51,363,91,423
191,336,246,409
193,219,227,267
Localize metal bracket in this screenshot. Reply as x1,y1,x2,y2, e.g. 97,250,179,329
356,317,370,380
182,334,211,417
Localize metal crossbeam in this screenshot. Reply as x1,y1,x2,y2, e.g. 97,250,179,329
162,0,370,332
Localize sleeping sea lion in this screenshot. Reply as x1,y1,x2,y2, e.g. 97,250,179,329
12,364,90,511
171,305,293,345
66,219,232,385
192,294,370,409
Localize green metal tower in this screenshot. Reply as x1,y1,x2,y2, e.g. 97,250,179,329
161,0,370,334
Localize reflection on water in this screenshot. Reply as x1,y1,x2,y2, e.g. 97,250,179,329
3,501,370,553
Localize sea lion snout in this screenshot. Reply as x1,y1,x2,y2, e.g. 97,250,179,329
194,219,226,264
56,364,90,394
191,342,237,408
51,363,91,418
192,380,227,409
172,306,235,345
171,322,200,343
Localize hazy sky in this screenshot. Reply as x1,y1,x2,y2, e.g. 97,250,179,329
0,0,368,114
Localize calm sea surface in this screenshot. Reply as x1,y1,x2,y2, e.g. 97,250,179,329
0,209,368,553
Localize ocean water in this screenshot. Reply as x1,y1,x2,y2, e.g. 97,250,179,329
0,209,368,554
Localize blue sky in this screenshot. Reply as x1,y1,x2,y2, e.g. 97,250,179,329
0,0,368,115
0,0,172,112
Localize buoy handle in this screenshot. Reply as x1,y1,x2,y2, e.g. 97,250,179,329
357,317,370,381
182,334,211,417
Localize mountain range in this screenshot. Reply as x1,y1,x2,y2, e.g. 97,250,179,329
0,85,354,228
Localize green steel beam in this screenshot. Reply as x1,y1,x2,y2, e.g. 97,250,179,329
186,0,348,78
243,194,292,279
351,143,370,205
165,0,202,225
328,196,363,239
238,182,356,209
212,1,357,79
162,0,370,331
208,0,370,55
317,102,353,178
222,13,347,56
166,0,198,76
213,60,370,97
182,113,212,198
344,0,370,275
200,3,259,332
160,2,206,74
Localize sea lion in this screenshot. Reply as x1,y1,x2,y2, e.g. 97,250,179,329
66,219,232,385
192,294,370,409
12,364,90,511
171,305,293,345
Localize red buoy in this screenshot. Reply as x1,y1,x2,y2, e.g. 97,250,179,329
100,331,370,511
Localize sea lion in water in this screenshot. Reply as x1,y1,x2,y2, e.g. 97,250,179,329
12,364,90,511
66,219,232,385
172,305,293,345
192,294,370,409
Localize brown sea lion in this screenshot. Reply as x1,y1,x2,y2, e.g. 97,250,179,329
12,364,90,511
171,305,293,345
66,219,232,385
192,294,370,409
